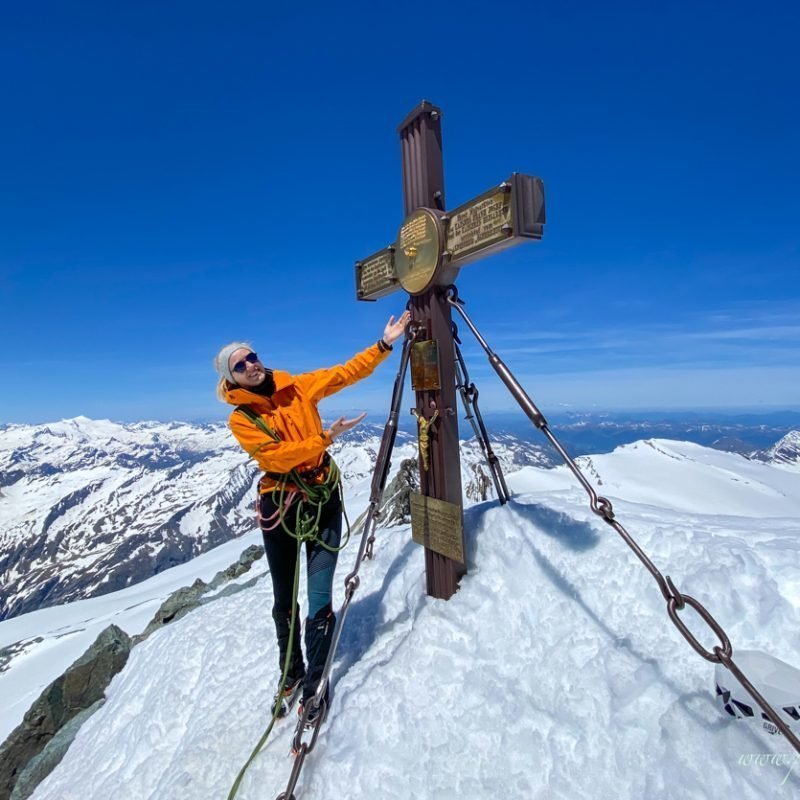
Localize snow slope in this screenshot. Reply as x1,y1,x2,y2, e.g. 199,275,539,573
4,439,800,799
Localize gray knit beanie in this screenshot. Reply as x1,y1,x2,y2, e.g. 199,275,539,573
215,342,253,384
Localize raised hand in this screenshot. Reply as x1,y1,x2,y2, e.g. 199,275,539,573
382,310,412,346
326,412,368,442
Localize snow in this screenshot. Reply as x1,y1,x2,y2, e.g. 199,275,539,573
3,437,800,799
0,530,266,742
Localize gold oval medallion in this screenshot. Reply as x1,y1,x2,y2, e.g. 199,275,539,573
394,208,443,294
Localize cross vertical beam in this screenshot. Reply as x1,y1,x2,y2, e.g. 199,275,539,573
398,101,445,215
399,102,465,600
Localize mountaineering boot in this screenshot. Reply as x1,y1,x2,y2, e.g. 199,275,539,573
272,604,306,678
300,604,335,726
271,605,305,718
271,673,304,719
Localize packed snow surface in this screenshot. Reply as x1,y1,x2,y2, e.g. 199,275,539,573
3,438,800,799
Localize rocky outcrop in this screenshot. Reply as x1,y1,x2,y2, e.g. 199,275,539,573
0,540,267,800
134,578,209,642
207,544,264,590
465,462,492,503
375,458,420,528
134,544,265,643
0,625,131,800
9,700,105,800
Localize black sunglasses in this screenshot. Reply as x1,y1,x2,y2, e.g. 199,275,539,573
232,352,259,374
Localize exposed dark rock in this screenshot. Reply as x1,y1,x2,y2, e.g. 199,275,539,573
465,462,492,503
0,469,24,488
352,458,419,532
0,625,131,800
208,544,265,590
134,578,209,643
9,699,105,800
134,544,265,643
0,639,44,675
751,430,800,465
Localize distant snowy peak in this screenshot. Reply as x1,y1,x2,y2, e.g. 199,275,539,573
554,437,800,518
751,430,800,466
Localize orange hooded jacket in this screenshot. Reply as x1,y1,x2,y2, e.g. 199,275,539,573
226,342,391,492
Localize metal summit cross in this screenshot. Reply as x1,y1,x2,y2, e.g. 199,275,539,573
354,100,546,600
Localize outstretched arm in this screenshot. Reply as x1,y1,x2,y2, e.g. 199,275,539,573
299,310,411,402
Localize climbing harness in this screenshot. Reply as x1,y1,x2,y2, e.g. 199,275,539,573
443,284,800,755
235,405,350,553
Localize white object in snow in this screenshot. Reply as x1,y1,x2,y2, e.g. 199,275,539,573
715,649,800,735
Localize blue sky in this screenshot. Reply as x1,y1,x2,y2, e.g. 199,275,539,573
1,1,798,424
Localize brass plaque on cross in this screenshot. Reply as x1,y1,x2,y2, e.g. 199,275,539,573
445,173,545,269
354,173,544,301
410,492,465,563
355,247,398,301
447,188,512,262
395,208,443,294
410,340,441,391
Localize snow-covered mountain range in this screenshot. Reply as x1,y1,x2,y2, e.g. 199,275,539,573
1,433,799,800
0,418,553,621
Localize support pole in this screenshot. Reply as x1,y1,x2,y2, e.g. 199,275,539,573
399,102,465,599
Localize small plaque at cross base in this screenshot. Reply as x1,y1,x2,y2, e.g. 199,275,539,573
410,492,465,563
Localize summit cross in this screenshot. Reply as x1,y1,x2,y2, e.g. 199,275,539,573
355,100,546,600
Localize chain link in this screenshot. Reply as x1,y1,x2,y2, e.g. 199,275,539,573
445,285,800,755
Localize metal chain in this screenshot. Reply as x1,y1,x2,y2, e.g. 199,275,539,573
445,285,800,755
275,324,417,800
451,323,510,504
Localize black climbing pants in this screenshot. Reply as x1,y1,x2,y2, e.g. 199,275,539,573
260,489,342,699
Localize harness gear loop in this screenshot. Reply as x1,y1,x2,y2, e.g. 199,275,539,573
236,404,350,552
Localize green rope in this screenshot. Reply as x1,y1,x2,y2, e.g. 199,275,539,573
236,404,351,550
226,534,302,800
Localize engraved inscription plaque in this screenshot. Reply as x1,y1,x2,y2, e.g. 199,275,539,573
394,208,443,294
443,174,546,270
410,339,441,391
410,492,465,563
446,188,512,263
356,247,398,301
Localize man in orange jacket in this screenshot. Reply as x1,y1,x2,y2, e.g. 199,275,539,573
215,310,410,722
